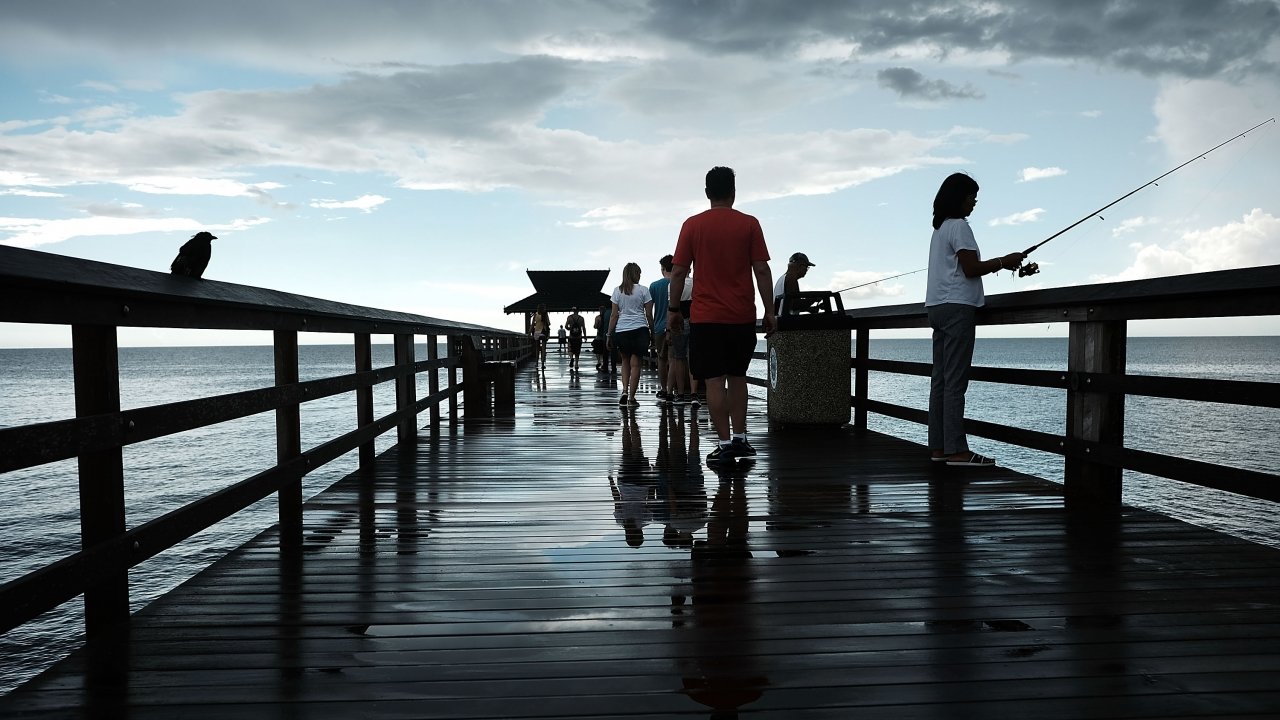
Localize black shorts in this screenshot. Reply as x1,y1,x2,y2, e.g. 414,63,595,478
689,323,756,379
613,327,650,358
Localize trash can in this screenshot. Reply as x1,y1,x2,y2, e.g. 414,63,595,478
767,291,853,427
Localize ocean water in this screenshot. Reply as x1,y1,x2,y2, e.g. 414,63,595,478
1,337,1277,694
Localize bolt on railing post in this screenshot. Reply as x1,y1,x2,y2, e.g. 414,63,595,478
394,333,417,445
72,324,129,635
354,332,374,467
274,330,302,550
1065,318,1126,508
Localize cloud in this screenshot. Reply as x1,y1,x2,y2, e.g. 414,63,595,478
0,215,269,249
643,1,1280,79
84,202,160,219
1094,208,1280,282
125,176,284,197
1112,216,1157,237
877,67,984,101
1017,166,1067,182
0,188,64,197
309,194,389,213
4,1,1275,81
990,209,1045,226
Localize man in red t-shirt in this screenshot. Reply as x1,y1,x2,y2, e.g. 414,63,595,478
668,166,776,466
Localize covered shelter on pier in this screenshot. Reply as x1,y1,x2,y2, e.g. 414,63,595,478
503,269,612,332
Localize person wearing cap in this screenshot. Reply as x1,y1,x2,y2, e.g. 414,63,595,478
773,252,815,314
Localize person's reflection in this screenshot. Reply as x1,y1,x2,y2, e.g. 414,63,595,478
678,466,768,717
656,406,707,551
609,409,652,547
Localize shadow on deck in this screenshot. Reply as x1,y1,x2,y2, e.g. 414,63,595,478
5,350,1280,718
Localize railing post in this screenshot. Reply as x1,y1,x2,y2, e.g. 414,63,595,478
355,332,374,467
395,333,417,444
72,324,128,634
448,335,460,423
854,327,869,431
427,334,440,430
1065,318,1126,507
274,330,302,550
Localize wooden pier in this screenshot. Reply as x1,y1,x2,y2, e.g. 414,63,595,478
3,247,1279,718
4,352,1280,718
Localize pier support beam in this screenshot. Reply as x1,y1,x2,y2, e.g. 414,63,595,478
72,324,128,634
274,330,302,550
355,333,374,467
395,333,417,444
1065,318,1126,507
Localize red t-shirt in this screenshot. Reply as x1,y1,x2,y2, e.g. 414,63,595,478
672,207,770,324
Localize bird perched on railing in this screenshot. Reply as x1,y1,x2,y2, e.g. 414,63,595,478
170,231,216,278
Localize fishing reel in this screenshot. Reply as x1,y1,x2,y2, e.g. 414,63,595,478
1017,262,1040,278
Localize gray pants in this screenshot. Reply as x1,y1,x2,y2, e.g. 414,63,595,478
927,303,976,454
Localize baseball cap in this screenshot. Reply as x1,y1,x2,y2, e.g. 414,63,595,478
788,252,815,267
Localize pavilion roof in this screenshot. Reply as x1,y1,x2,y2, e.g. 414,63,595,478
503,269,612,314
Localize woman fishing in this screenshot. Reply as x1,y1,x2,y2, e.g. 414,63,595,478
925,172,1026,467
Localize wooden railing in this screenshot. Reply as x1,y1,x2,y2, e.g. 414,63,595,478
752,265,1280,507
0,245,532,637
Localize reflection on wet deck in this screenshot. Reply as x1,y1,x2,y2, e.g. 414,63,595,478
6,352,1280,718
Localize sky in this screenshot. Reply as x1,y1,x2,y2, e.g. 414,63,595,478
2,0,1278,347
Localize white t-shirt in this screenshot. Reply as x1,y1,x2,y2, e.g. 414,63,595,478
925,218,984,307
772,275,788,300
611,284,653,332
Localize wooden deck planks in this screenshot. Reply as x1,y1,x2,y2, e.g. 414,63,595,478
4,351,1280,718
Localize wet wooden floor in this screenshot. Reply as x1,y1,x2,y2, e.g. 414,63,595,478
5,350,1280,718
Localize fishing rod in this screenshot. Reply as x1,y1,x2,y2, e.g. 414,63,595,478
1016,117,1275,277
833,267,926,294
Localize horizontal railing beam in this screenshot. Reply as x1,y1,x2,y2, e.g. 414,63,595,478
0,381,461,634
0,357,459,474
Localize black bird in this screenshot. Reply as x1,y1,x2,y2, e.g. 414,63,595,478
170,231,217,278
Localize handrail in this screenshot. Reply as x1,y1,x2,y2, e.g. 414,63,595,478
0,245,534,637
749,264,1280,507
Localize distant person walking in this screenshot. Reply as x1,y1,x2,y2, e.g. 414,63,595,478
667,272,694,404
925,172,1026,467
566,307,586,371
607,262,654,406
558,324,566,350
668,166,775,466
531,304,552,367
650,254,674,403
593,304,611,373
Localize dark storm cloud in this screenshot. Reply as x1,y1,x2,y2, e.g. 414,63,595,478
182,56,583,140
877,67,984,100
643,0,1280,78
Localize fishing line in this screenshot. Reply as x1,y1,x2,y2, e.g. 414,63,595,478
1034,120,1274,272
1176,124,1269,222
1017,117,1276,277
